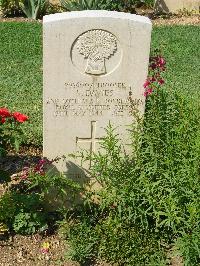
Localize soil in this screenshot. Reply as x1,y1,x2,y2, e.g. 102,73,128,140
152,14,200,26
0,231,109,266
0,234,72,266
0,13,199,25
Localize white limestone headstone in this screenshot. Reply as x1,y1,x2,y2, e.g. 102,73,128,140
43,11,152,178
154,0,200,14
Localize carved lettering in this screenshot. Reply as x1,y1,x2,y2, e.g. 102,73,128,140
46,81,143,117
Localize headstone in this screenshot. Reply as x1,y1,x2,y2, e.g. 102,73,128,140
154,0,200,14
43,11,152,178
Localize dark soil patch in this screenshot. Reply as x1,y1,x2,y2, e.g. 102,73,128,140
0,146,42,176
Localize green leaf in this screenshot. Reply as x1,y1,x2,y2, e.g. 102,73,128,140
0,169,11,183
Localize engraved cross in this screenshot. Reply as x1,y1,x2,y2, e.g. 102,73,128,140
76,121,103,167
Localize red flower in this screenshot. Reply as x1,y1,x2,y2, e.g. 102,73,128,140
150,76,156,82
13,112,29,123
158,79,165,85
0,108,11,118
150,63,157,70
143,80,150,88
144,88,153,97
0,118,6,124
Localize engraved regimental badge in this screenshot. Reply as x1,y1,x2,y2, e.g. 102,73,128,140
75,29,118,75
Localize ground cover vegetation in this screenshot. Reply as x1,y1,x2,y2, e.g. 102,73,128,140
60,0,153,13
0,158,80,235
0,0,50,18
0,0,154,19
0,23,200,265
59,52,200,265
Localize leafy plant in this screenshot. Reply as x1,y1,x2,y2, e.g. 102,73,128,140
0,223,8,236
20,0,49,19
0,158,82,235
60,53,200,265
0,0,22,16
19,159,82,208
60,0,141,13
141,0,154,8
61,0,102,11
13,211,48,234
0,193,16,225
0,191,48,234
0,169,11,184
175,229,200,266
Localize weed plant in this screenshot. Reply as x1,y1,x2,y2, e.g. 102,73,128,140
60,55,200,265
0,159,81,235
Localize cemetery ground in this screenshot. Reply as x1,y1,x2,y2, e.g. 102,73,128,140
0,19,200,265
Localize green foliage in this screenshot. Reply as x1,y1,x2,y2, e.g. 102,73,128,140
22,160,82,208
0,0,49,18
61,0,141,13
0,0,22,16
13,211,48,234
0,191,48,234
0,22,42,146
140,88,200,234
20,0,49,19
63,218,99,263
0,159,81,235
60,58,200,264
63,214,166,265
142,0,154,8
0,116,27,157
0,169,11,183
0,23,199,264
175,229,200,266
0,193,16,224
0,222,9,236
61,0,102,11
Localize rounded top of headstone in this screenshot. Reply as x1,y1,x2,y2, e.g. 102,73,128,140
43,10,152,26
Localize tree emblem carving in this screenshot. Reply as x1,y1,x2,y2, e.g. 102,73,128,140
76,30,117,75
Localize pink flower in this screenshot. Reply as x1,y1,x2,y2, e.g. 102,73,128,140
41,242,50,254
20,166,29,180
34,160,46,175
150,76,156,82
158,79,165,85
158,57,166,67
143,80,150,88
144,88,153,97
38,159,47,165
41,248,49,254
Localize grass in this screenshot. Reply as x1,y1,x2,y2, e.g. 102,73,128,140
0,22,42,146
0,23,200,146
